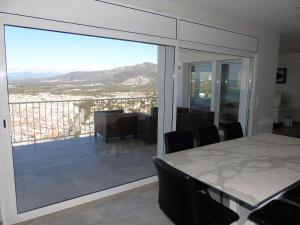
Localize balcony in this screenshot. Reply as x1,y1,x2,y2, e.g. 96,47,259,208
9,97,157,145
10,97,158,213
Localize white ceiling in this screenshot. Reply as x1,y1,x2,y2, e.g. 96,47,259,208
170,0,300,35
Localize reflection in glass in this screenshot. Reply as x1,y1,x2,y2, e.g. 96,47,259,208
177,48,251,138
190,63,212,112
219,61,242,123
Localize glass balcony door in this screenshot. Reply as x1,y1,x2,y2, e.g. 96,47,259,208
177,48,252,136
218,59,251,134
3,25,175,214
219,61,242,123
190,63,212,112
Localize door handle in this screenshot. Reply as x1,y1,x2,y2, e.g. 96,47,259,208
1,116,13,137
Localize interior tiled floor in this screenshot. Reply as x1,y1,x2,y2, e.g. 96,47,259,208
16,184,172,225
13,136,156,213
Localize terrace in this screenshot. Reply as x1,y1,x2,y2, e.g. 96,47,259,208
10,97,158,213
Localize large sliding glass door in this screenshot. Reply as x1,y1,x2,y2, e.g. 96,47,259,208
3,25,175,213
176,48,252,137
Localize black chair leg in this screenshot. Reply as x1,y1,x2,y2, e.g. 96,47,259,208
220,192,224,204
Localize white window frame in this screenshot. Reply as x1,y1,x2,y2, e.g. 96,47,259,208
0,13,176,225
173,44,256,133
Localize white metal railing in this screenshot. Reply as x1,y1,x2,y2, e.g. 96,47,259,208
9,97,157,144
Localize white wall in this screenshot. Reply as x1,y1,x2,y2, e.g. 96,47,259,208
276,53,300,121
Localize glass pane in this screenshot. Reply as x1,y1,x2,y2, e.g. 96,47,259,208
190,64,212,112
5,25,173,213
176,48,251,142
219,62,242,123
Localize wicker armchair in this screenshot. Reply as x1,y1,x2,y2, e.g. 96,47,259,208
94,110,124,143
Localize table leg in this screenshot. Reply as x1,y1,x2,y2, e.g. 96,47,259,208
220,192,223,204
229,198,254,225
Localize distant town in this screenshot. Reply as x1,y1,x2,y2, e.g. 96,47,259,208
8,63,158,145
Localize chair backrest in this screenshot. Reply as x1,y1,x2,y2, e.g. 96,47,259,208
248,200,300,225
197,125,220,147
223,122,243,141
164,130,194,154
177,107,190,114
153,157,197,225
284,183,300,205
177,111,214,132
151,107,158,116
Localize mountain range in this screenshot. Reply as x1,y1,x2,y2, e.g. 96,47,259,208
9,62,157,86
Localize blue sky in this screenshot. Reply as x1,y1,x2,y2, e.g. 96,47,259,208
5,26,157,73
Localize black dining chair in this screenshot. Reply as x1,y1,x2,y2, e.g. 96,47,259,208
197,125,220,147
223,122,243,141
164,130,194,154
248,200,300,225
153,157,239,225
283,183,300,205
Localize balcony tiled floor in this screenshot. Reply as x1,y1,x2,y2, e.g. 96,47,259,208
13,136,157,213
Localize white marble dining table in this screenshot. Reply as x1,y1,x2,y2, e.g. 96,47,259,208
161,133,300,224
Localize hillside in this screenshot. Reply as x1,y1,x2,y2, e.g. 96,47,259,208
8,62,158,97
10,62,157,85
